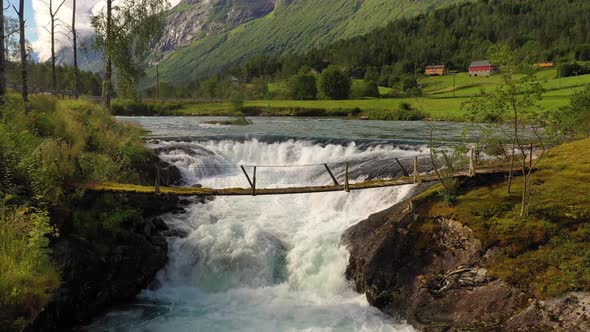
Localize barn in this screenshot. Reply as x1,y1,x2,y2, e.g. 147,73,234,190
425,65,446,76
469,60,499,77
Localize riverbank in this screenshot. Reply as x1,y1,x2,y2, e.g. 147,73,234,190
0,96,186,331
343,138,590,331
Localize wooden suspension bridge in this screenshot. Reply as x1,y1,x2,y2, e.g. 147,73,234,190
78,151,517,197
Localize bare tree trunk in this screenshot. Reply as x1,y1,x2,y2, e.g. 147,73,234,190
102,0,113,108
0,0,6,104
72,0,79,98
17,0,27,102
507,101,518,193
49,0,56,93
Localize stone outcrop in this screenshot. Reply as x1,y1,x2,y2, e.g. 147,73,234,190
342,189,590,331
157,0,276,52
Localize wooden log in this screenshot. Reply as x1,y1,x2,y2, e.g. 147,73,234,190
241,165,254,189
344,163,350,192
324,164,339,186
155,163,161,194
253,166,257,196
413,157,421,184
395,158,410,177
469,148,476,177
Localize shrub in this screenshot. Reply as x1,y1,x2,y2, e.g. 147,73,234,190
318,65,351,100
351,80,380,98
287,72,318,100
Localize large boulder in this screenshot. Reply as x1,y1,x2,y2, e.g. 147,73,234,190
342,196,589,331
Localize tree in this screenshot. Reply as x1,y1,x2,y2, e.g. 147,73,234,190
13,0,27,102
0,0,5,104
92,0,168,107
318,65,350,100
287,72,317,100
464,45,546,216
41,0,66,93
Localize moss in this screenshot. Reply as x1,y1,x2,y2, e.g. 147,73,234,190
413,138,590,299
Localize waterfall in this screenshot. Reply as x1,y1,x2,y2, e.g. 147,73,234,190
87,138,418,332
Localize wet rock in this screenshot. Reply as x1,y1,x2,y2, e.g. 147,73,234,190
151,217,169,231
25,226,168,332
162,228,190,238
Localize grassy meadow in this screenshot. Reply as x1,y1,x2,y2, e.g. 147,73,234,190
152,68,590,121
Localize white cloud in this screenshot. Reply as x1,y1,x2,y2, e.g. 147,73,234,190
32,0,182,61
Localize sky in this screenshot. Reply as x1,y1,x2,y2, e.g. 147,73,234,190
7,0,182,61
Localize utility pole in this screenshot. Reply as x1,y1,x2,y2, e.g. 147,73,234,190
156,63,160,102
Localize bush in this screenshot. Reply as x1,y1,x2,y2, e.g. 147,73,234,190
557,62,590,78
351,80,380,98
287,72,318,100
318,65,351,100
110,100,185,116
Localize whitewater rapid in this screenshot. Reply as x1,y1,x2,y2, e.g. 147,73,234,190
87,139,419,332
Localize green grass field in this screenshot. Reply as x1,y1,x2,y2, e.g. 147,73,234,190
162,68,590,121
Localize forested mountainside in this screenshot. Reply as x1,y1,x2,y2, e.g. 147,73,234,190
151,0,467,84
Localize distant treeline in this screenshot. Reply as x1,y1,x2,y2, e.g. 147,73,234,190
5,61,102,96
145,0,590,100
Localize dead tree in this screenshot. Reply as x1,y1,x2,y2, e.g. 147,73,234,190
41,0,66,93
13,0,27,102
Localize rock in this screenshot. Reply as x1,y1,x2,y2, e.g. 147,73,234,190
25,226,168,332
343,202,530,330
151,217,169,231
162,228,190,238
342,186,590,331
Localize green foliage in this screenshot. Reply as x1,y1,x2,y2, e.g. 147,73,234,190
351,80,379,99
550,86,590,137
110,100,185,116
558,62,590,78
92,0,169,97
229,91,245,112
318,66,351,100
0,200,60,332
287,72,317,100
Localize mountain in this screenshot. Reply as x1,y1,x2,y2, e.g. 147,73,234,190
151,0,467,85
157,0,276,52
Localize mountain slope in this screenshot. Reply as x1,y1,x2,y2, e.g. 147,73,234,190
153,0,467,85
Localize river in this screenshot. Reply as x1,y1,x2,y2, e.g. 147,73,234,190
85,117,483,332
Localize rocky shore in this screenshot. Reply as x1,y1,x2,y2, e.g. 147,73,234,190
343,184,590,332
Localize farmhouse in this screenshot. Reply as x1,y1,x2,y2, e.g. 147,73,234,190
425,65,446,76
469,60,498,77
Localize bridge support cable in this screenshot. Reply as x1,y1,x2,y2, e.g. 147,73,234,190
324,164,340,186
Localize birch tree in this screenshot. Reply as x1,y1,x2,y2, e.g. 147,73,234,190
92,0,168,107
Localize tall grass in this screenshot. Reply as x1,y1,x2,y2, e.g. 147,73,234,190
0,201,60,332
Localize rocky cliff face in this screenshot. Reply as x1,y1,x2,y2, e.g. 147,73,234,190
158,0,276,52
342,186,590,331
